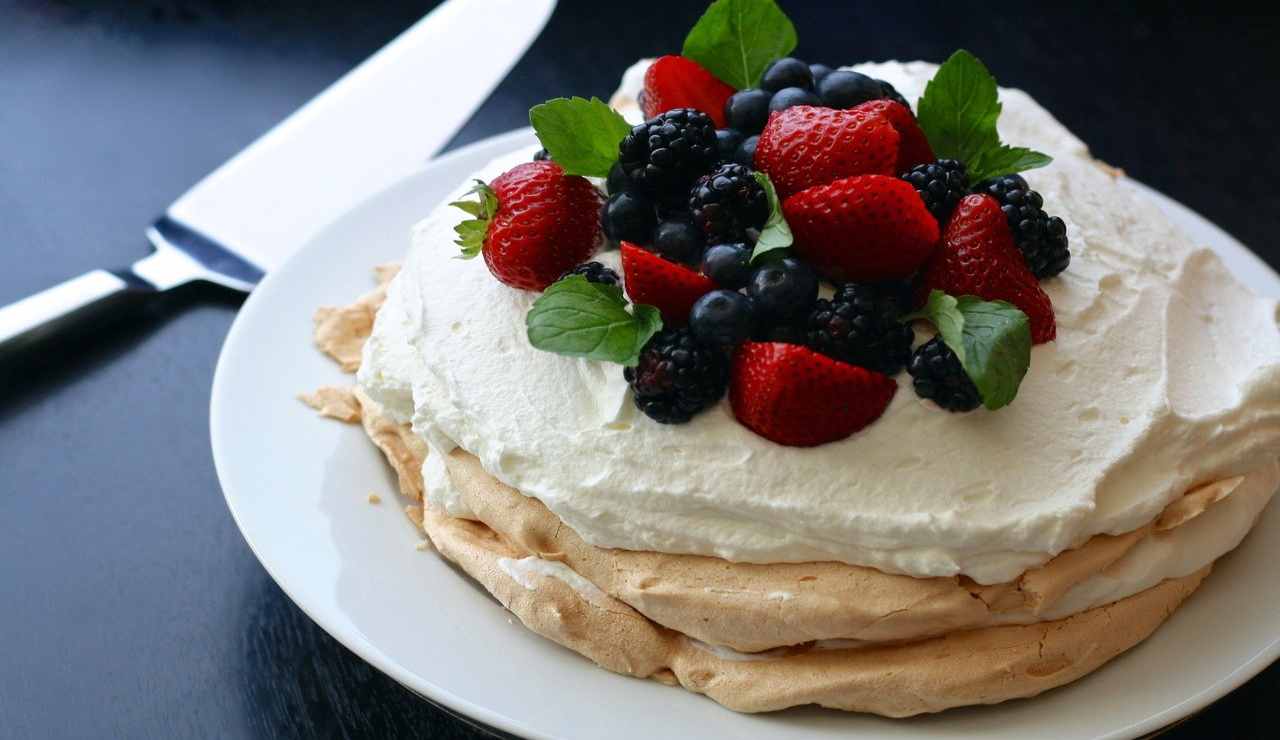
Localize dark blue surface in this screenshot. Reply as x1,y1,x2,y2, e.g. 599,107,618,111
1,1,1277,737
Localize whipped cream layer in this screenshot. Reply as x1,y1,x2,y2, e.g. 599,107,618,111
359,60,1280,584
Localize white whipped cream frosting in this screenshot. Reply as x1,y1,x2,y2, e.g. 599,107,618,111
359,60,1280,584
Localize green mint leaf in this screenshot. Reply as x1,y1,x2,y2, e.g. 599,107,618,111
750,171,793,261
682,0,797,89
906,290,1031,410
967,144,1053,184
449,180,497,259
529,97,633,178
526,276,663,366
916,49,1053,182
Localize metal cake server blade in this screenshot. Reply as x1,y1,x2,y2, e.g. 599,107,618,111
0,0,556,357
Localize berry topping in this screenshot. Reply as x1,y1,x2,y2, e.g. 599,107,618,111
641,55,736,128
747,256,819,321
767,86,822,113
625,328,730,424
619,108,720,199
559,261,620,287
915,194,1056,343
689,163,770,245
724,89,773,135
815,70,884,109
652,219,705,264
901,159,969,223
730,341,898,447
690,289,756,348
602,191,657,245
451,161,604,291
760,57,814,92
973,174,1070,279
700,242,753,289
808,63,834,85
878,79,910,110
754,105,899,199
734,135,760,168
620,241,718,325
714,128,744,161
908,337,982,412
783,174,940,282
532,148,551,161
806,281,915,375
849,99,934,173
605,161,630,196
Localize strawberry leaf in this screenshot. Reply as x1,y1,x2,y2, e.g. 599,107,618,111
916,50,1052,184
529,97,633,178
449,180,497,259
905,290,1031,410
526,276,663,366
682,0,797,90
750,171,792,261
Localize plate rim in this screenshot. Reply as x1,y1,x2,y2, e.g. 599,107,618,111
210,127,1280,740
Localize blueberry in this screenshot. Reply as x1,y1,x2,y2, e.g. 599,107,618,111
808,63,834,85
733,135,759,168
748,257,818,320
606,161,629,195
690,290,756,348
714,128,744,163
816,70,883,109
760,57,814,92
701,243,753,289
602,191,656,244
652,220,704,264
724,89,773,134
753,320,808,345
768,86,822,113
533,148,551,162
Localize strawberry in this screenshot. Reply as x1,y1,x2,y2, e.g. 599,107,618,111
620,242,717,325
849,99,934,173
783,174,940,282
916,194,1057,343
730,342,898,447
452,161,604,291
753,105,899,199
642,55,736,128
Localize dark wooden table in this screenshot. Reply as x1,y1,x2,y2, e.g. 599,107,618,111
1,1,1276,737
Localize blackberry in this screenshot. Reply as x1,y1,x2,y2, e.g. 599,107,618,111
806,282,914,374
624,329,730,424
618,108,719,201
908,337,981,412
901,159,969,222
689,163,769,244
974,174,1070,279
559,261,619,287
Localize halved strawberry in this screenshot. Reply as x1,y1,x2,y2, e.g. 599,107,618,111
730,342,898,447
783,174,940,282
849,99,934,173
642,55,736,128
754,105,899,200
915,194,1057,343
620,242,717,325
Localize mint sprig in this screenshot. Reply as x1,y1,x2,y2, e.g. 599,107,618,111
529,97,633,178
905,290,1031,410
750,171,792,261
916,50,1052,184
526,276,662,366
449,180,498,259
682,0,797,90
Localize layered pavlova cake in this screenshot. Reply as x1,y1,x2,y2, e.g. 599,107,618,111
303,0,1280,717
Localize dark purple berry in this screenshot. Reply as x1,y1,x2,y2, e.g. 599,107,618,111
760,57,814,92
816,70,882,109
701,243,753,289
690,290,756,348
624,329,729,424
602,191,656,244
908,337,981,412
724,89,773,134
768,86,821,113
748,257,818,321
652,220,704,264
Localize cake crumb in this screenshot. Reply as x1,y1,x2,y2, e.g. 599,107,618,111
415,541,431,551
367,493,382,504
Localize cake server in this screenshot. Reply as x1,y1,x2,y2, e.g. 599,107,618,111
0,0,556,357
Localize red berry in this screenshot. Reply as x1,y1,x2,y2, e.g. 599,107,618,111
915,194,1057,343
783,174,940,282
730,342,898,447
620,242,717,325
642,55,736,128
849,99,934,174
460,161,604,291
753,105,899,200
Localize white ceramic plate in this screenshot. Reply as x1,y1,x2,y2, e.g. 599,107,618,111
211,128,1280,740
